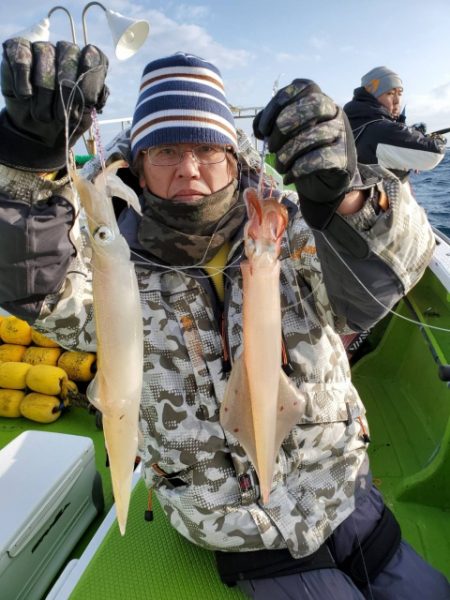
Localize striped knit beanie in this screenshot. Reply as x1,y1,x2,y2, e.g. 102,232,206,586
130,53,237,160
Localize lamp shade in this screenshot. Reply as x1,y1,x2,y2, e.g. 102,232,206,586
13,17,50,43
105,10,149,60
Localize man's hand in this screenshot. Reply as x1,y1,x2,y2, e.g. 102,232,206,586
253,79,357,230
411,122,427,135
0,38,109,171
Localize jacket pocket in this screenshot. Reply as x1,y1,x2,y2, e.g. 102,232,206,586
282,380,367,473
294,381,363,425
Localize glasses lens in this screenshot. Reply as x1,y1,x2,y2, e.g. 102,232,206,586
193,145,226,164
147,145,227,166
148,146,180,166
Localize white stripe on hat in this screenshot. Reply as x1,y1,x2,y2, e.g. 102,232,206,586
140,66,225,94
132,108,236,134
135,90,232,113
131,121,237,148
131,114,237,146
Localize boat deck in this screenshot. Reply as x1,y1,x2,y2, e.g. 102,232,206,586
353,268,450,578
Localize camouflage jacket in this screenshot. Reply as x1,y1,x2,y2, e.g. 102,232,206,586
0,133,435,558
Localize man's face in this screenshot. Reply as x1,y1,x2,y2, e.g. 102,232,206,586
139,144,235,202
377,87,403,118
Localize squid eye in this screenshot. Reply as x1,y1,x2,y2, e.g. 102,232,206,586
93,225,114,244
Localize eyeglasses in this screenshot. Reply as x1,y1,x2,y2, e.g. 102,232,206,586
143,144,232,167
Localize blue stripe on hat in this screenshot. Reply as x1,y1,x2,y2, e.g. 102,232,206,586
140,53,223,79
136,79,228,107
133,96,234,127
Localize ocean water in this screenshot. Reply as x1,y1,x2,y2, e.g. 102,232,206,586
410,150,450,237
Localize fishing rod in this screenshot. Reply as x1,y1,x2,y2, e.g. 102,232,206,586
399,107,449,137
429,126,450,136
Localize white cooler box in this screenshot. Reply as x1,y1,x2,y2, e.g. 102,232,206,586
0,431,104,600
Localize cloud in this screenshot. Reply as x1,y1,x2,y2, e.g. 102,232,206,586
274,51,320,63
172,4,211,23
309,35,327,50
141,9,251,70
273,34,327,64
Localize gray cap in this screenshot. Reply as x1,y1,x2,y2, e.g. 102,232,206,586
361,66,403,97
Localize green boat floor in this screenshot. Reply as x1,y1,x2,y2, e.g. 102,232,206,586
70,481,244,600
352,271,450,579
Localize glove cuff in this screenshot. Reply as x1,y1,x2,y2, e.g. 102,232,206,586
299,190,346,230
0,110,67,172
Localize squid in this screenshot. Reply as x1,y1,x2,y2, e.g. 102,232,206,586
221,187,305,504
70,160,143,535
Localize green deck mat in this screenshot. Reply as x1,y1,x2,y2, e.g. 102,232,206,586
70,481,244,600
353,270,450,578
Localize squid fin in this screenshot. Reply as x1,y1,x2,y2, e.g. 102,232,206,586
221,359,306,502
220,354,258,468
86,372,111,416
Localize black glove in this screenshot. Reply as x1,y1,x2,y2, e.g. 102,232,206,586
431,133,447,147
0,38,109,171
253,79,357,230
411,122,427,135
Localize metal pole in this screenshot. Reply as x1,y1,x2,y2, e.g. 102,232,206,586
80,2,108,155
47,6,77,44
81,1,107,45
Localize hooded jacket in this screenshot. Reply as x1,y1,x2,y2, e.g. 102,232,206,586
344,87,445,180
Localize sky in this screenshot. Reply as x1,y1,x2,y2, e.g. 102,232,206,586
1,0,450,150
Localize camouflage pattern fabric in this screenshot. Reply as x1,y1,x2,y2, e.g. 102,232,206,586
343,166,435,293
22,144,433,557
0,163,71,204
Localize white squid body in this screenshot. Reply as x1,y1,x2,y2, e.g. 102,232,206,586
71,161,143,535
221,187,305,504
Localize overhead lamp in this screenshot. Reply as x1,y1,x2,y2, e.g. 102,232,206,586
11,6,76,43
82,1,149,60
12,18,50,43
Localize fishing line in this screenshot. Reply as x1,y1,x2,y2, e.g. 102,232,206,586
319,230,450,334
351,518,375,600
256,75,282,198
59,77,289,294
281,228,319,347
70,168,248,287
124,196,247,288
91,108,106,172
60,68,100,194
128,163,250,279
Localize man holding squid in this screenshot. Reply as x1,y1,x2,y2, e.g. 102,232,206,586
0,37,448,599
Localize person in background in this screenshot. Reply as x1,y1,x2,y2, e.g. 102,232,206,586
344,66,446,181
0,38,449,599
